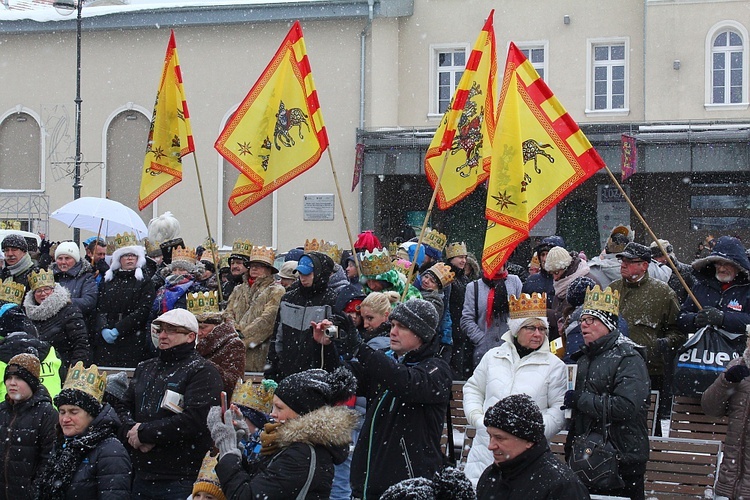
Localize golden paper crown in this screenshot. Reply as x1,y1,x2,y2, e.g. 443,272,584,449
231,239,253,259
199,249,216,264
423,229,448,253
0,220,21,230
218,253,230,269
62,361,107,403
142,238,161,256
319,241,342,264
194,451,224,500
187,291,220,317
387,242,399,256
0,278,25,305
233,378,278,415
392,258,413,277
303,238,321,253
509,293,548,319
106,232,139,255
28,269,55,292
248,245,276,267
582,285,620,316
445,241,468,259
171,246,197,263
528,252,541,270
426,262,455,288
360,248,392,278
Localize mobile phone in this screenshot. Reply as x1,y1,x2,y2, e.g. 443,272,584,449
220,391,228,422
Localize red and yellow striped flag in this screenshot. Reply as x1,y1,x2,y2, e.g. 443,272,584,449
424,11,496,209
215,21,328,215
139,30,195,211
482,43,605,275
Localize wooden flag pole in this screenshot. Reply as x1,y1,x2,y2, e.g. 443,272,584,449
400,152,451,302
327,149,362,277
192,153,224,304
603,165,702,310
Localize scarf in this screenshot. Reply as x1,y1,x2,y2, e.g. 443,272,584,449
154,276,194,314
5,253,32,276
552,258,591,299
247,276,256,288
37,419,116,500
513,337,537,359
482,271,509,329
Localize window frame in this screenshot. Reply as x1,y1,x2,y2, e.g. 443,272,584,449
0,106,45,193
585,37,630,116
705,21,749,111
428,43,471,119
516,41,550,83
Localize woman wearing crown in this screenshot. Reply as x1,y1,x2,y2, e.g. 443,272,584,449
462,292,567,487
149,247,208,327
36,362,131,499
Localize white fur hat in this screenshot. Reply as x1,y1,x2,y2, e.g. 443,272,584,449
55,241,81,262
544,246,572,272
105,245,147,282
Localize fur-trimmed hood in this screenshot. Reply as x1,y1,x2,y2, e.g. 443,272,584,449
24,283,71,321
692,235,750,279
275,405,359,452
52,258,93,280
105,245,146,282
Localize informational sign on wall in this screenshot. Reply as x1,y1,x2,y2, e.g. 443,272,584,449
597,184,631,249
303,194,335,221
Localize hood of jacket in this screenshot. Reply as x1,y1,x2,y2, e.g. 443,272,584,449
692,235,750,280
333,283,366,314
24,283,71,321
0,331,51,363
105,245,147,282
275,405,359,461
301,252,335,295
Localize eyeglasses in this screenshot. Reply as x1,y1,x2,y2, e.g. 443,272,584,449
151,323,192,335
520,325,548,334
33,287,54,295
580,317,598,325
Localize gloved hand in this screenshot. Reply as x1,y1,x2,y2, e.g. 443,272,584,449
260,421,283,456
233,410,250,442
39,238,53,255
656,338,670,354
562,389,579,410
724,364,750,383
207,406,241,458
101,328,119,344
95,258,109,275
695,307,724,328
330,313,363,359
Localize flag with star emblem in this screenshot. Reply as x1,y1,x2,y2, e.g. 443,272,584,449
215,21,329,215
424,10,496,209
482,43,605,275
139,30,195,211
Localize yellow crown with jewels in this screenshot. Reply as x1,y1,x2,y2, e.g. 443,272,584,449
360,248,392,278
445,241,468,259
218,253,230,270
423,229,448,253
233,378,278,415
142,238,161,257
392,258,413,277
106,232,139,255
582,285,620,316
62,361,107,403
248,245,276,268
187,291,220,318
231,239,253,259
199,249,216,264
0,278,25,305
319,241,342,263
425,262,455,288
28,269,55,292
509,293,548,319
388,242,399,256
171,246,197,264
304,238,321,253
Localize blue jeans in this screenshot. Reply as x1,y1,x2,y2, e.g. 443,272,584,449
330,427,360,499
131,476,194,499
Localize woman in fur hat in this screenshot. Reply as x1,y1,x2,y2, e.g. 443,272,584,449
149,257,207,324
208,367,359,499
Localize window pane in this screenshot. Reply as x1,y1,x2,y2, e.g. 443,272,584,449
439,86,450,100
611,45,625,60
612,81,624,95
731,68,742,86
714,87,725,103
715,32,727,47
612,95,624,109
713,52,725,70
456,70,464,82
730,86,743,103
594,46,609,61
594,95,607,109
439,100,449,113
454,51,465,67
612,65,624,80
713,69,725,86
595,66,607,79
595,81,607,94
439,72,450,85
531,48,544,63
731,51,743,69
536,68,545,79
729,32,742,46
438,53,451,67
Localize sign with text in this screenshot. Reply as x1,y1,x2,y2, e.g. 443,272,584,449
597,185,630,250
303,194,335,221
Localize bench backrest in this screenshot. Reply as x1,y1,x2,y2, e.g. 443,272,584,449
645,436,722,499
669,395,729,440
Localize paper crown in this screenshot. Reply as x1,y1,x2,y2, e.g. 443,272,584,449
509,293,548,319
231,239,253,259
304,238,321,253
142,238,161,256
28,269,55,292
528,252,541,270
445,242,467,259
233,378,278,415
171,246,197,264
582,285,620,316
199,249,216,264
0,278,25,305
387,242,399,256
425,262,455,288
62,361,107,403
423,229,448,253
248,245,276,267
392,258,413,277
194,451,224,500
319,241,342,264
360,248,392,278
106,232,139,255
187,291,220,317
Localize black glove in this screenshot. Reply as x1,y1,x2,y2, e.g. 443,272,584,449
562,389,578,410
329,313,363,359
159,238,185,265
695,307,724,328
724,364,750,383
39,238,53,255
95,258,109,275
656,338,670,354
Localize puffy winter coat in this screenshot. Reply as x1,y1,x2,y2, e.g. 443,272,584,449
349,336,453,499
446,265,472,379
461,276,523,367
94,268,155,367
225,275,284,372
0,302,37,337
52,259,98,318
0,332,62,400
463,331,567,486
217,405,358,499
0,257,39,294
115,342,222,481
0,385,57,499
24,284,90,379
701,356,750,498
196,321,245,397
565,330,650,474
476,439,590,500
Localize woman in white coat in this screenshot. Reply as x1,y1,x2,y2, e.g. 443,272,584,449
462,292,567,486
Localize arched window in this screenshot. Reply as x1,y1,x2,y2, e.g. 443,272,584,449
706,22,749,108
0,108,43,191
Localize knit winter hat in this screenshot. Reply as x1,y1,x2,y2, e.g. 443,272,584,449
1,234,28,252
192,451,226,500
54,241,81,262
274,367,356,416
55,388,103,417
104,371,130,401
380,467,476,500
566,276,597,308
4,353,41,392
389,298,439,343
543,246,572,272
484,394,545,444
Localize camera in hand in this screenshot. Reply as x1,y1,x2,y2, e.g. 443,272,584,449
325,325,340,339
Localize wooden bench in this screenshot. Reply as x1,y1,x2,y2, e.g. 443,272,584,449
645,436,722,499
669,395,729,441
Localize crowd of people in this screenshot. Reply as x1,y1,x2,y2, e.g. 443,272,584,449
0,214,749,499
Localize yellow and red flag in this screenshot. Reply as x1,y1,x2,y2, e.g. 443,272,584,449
215,21,328,215
424,11,496,209
482,43,605,275
139,30,195,211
